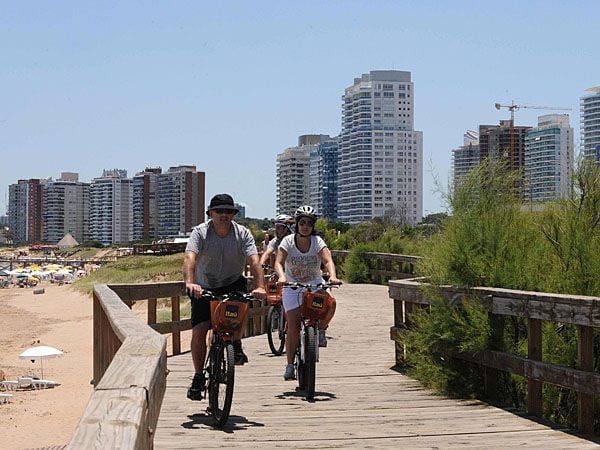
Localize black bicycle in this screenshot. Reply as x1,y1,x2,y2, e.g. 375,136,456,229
283,282,340,400
263,266,286,355
189,291,252,427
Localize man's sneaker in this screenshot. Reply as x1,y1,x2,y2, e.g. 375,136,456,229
284,363,295,380
233,341,248,365
187,372,205,401
318,329,327,347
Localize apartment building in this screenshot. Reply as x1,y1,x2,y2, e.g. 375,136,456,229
581,86,600,161
89,169,133,245
309,135,339,221
43,172,90,244
452,130,480,185
133,167,162,242
524,114,573,203
276,135,321,215
8,179,44,244
156,165,205,238
338,70,423,225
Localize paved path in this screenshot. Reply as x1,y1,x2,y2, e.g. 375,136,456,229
154,284,596,449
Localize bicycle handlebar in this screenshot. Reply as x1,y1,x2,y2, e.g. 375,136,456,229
281,281,342,291
187,290,255,302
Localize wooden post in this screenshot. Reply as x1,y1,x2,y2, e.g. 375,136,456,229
527,318,543,417
171,296,181,355
148,298,157,325
485,315,504,401
393,298,405,366
93,291,102,386
385,259,392,283
577,325,594,435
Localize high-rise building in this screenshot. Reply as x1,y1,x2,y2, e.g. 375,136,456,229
524,114,573,203
156,165,205,238
8,179,44,244
133,167,162,242
276,135,321,215
338,70,423,225
581,86,600,161
452,130,480,186
309,135,339,221
89,169,133,245
43,173,90,244
479,121,531,170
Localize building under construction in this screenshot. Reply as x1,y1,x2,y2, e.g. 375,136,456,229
479,120,531,172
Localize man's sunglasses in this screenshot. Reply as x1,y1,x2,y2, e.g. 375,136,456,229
298,219,314,226
214,208,235,214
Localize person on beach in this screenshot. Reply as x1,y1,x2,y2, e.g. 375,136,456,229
183,193,266,401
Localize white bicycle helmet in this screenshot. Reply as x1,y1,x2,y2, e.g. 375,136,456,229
274,214,294,232
294,205,317,222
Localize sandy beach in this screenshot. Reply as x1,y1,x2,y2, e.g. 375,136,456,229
0,285,93,449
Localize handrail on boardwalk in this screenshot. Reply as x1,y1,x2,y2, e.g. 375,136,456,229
69,279,269,449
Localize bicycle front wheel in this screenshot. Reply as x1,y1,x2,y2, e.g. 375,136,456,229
305,325,316,400
208,341,235,427
266,304,285,355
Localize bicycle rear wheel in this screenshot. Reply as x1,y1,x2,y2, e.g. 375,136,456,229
305,325,317,400
208,341,235,427
266,304,286,355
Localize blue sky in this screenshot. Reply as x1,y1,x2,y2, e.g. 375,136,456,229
1,1,598,218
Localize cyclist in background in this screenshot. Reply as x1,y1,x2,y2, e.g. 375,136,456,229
274,205,341,380
259,214,294,269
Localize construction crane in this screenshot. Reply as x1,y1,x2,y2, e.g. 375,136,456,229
494,101,572,172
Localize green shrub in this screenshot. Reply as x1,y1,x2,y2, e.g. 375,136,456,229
402,293,490,397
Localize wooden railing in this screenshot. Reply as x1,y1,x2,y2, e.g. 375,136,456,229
331,249,421,281
389,278,600,435
70,279,270,448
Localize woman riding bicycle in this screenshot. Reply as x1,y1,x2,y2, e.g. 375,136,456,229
274,205,341,380
259,213,294,270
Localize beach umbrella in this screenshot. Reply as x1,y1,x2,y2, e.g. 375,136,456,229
19,346,64,379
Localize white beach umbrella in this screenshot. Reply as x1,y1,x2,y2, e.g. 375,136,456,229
19,345,64,379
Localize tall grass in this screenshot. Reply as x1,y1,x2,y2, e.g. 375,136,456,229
403,157,600,432
74,254,184,295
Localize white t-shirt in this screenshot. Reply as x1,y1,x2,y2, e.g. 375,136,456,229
279,234,327,284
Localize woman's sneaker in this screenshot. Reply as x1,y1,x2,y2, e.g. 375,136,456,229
284,363,295,380
318,330,327,347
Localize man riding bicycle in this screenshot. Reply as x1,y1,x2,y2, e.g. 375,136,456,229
274,205,341,380
183,193,266,401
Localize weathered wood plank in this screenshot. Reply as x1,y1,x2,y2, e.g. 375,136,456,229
68,388,149,449
578,325,595,435
108,281,186,302
527,318,543,417
390,327,600,395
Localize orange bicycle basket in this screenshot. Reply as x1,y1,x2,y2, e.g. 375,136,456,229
300,291,334,321
210,300,248,334
266,281,283,305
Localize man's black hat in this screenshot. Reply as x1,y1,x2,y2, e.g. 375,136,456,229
206,193,239,213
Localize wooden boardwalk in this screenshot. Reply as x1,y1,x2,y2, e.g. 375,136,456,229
154,284,597,449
